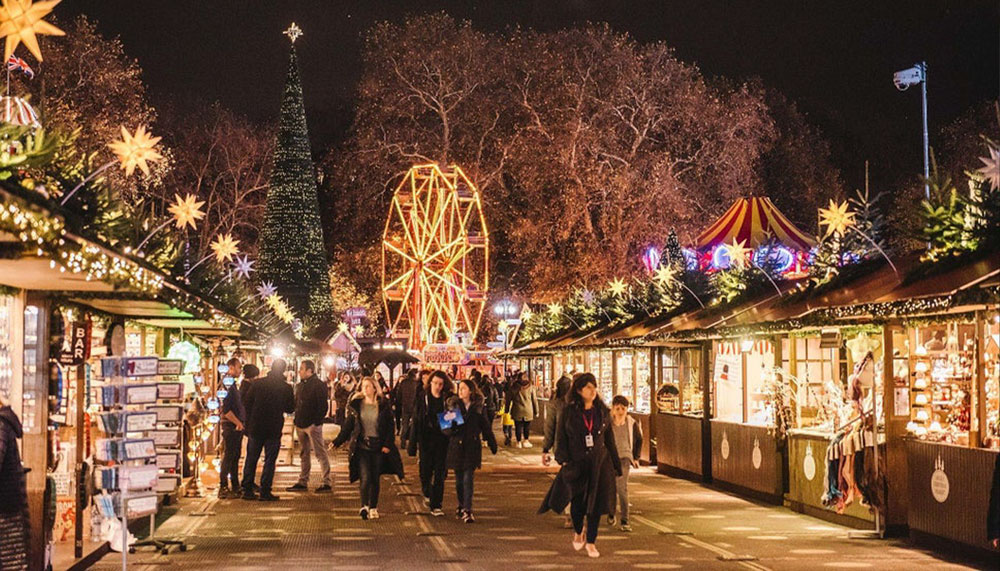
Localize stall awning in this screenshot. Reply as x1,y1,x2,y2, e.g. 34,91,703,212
358,348,419,368
696,196,815,251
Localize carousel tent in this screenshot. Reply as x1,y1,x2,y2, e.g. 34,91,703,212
696,196,815,251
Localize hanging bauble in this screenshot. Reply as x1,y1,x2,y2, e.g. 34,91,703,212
0,94,38,127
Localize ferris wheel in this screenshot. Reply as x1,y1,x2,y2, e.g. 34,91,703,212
381,164,489,350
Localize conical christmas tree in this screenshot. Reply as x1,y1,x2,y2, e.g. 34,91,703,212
258,41,334,327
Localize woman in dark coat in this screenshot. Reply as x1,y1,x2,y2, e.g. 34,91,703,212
538,373,621,559
0,397,29,570
407,370,453,516
333,377,404,520
444,379,498,522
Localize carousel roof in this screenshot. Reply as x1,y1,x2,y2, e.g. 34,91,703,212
696,196,815,251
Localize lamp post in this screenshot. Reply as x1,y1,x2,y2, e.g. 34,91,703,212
493,299,520,376
893,61,929,200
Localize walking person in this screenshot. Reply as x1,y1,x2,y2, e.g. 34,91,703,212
542,373,574,527
407,370,453,516
242,359,295,501
609,395,642,532
539,373,622,559
0,396,29,571
288,360,332,493
444,379,498,523
219,360,253,499
509,372,539,448
333,372,356,426
333,377,405,520
395,368,421,450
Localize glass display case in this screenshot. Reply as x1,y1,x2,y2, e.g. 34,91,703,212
635,350,651,414
906,322,975,445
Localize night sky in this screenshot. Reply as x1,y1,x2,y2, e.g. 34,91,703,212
57,0,998,191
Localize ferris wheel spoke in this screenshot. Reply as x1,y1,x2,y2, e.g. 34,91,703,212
384,240,419,265
382,267,415,292
392,198,420,256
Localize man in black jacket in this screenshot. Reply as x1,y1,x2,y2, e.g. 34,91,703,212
287,360,332,493
394,368,420,450
242,359,295,501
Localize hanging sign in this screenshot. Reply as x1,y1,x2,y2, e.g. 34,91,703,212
59,321,91,366
422,343,469,365
123,357,159,377
157,359,184,377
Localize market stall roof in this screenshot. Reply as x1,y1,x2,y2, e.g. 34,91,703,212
358,348,420,368
695,196,815,251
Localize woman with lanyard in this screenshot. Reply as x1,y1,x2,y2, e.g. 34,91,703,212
333,376,405,520
539,373,621,558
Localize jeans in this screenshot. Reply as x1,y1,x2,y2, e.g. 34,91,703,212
220,429,243,490
296,424,331,486
419,437,448,509
571,492,600,544
357,447,384,508
455,468,476,512
243,436,281,494
615,460,631,523
515,419,531,442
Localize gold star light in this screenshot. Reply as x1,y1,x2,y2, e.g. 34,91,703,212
726,239,751,270
0,0,64,62
210,233,240,263
977,145,1000,191
107,125,163,176
818,199,857,238
284,22,302,44
654,264,677,285
608,277,628,297
547,302,562,316
168,193,205,230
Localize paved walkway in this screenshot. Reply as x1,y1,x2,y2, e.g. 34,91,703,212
88,430,992,570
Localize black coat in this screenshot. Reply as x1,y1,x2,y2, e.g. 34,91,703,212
293,374,329,429
243,371,294,440
0,406,26,514
333,396,405,483
443,396,498,471
394,377,420,415
407,391,449,456
539,400,622,518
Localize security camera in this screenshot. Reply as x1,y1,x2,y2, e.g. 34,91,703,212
893,64,924,91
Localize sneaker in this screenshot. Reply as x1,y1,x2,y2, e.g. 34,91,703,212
455,507,464,518
607,515,615,526
258,492,279,502
218,488,231,499
572,532,585,551
369,508,380,519
563,516,574,529
430,508,445,517
360,506,369,520
516,441,523,448
620,522,633,532
314,484,332,493
522,441,533,448
504,437,512,446
241,490,257,501
585,544,600,558
422,497,431,507
285,483,308,492
463,511,476,523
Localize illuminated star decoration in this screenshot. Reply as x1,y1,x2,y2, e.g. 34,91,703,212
232,255,254,279
977,145,1000,191
608,278,628,297
107,125,163,176
167,193,205,230
284,22,302,43
846,331,882,362
520,306,533,321
581,288,596,305
257,281,276,299
818,199,857,238
547,302,562,316
210,233,240,263
726,239,751,270
0,0,64,61
654,264,677,285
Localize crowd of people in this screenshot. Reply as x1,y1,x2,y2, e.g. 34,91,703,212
214,358,656,557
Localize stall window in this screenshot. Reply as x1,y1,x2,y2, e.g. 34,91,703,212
984,312,999,449
587,350,601,381
0,295,14,405
745,341,776,426
713,343,744,422
635,350,650,414
657,350,680,413
683,349,703,417
791,336,840,429
599,351,613,402
908,322,976,445
614,351,633,405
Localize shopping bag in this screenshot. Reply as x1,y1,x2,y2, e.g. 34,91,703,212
438,408,464,431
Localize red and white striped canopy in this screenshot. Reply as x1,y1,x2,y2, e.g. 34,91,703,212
0,96,39,128
696,196,815,252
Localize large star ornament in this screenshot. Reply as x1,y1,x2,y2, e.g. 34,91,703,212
726,239,751,270
210,233,240,263
654,264,677,285
846,331,881,362
232,255,254,279
818,199,856,238
257,281,276,299
0,0,64,62
608,277,628,297
547,302,562,316
977,145,1000,191
167,193,205,230
107,125,163,176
